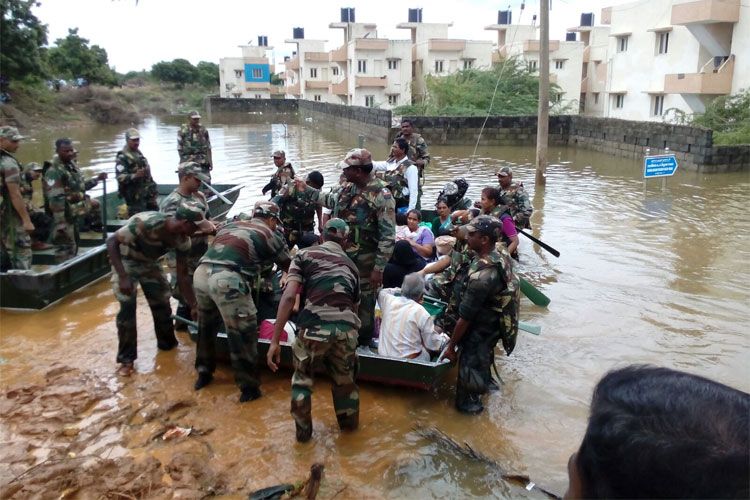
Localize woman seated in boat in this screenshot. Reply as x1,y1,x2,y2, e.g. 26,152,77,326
377,273,449,362
450,187,518,256
395,209,434,262
430,197,453,238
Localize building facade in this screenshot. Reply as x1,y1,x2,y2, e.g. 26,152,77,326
219,41,281,99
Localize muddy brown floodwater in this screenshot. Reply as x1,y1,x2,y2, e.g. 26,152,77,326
2,116,749,498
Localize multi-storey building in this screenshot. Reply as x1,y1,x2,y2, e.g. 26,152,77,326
328,12,413,108
399,9,493,104
579,0,747,121
219,38,279,99
284,29,331,102
486,11,585,113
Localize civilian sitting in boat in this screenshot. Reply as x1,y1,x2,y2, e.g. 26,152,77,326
565,365,749,499
395,209,434,262
383,240,425,289
377,273,449,361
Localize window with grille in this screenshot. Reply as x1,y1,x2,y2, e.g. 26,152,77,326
388,60,398,70
358,60,367,73
657,32,669,55
365,95,375,107
652,95,664,116
434,60,444,73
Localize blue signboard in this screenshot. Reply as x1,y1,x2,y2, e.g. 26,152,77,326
643,154,678,178
244,63,270,83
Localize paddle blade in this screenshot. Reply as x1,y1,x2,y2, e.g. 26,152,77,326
520,278,551,307
519,321,542,335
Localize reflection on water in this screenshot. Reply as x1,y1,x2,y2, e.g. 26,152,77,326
3,116,749,496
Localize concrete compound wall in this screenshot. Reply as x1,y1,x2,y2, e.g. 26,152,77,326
297,100,392,144
203,97,748,172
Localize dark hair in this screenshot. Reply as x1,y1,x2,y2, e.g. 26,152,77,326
454,178,469,198
435,197,449,208
481,186,500,205
393,137,409,154
400,118,413,126
406,209,422,222
576,365,749,499
55,138,73,151
306,170,324,189
356,164,373,175
297,232,319,249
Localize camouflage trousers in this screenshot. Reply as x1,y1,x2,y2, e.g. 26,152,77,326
111,259,176,364
0,222,32,271
50,218,79,262
455,328,503,414
193,263,260,391
353,250,376,346
291,326,359,441
166,237,207,320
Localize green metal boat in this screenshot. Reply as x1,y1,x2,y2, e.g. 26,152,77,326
0,183,241,310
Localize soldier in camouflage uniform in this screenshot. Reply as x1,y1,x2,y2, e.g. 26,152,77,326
193,201,291,402
272,170,323,248
20,162,53,249
374,137,421,211
177,110,212,183
268,218,361,442
107,204,214,376
44,138,107,261
0,126,34,270
262,150,295,198
294,148,396,346
160,161,211,327
394,118,430,185
115,128,158,217
443,216,520,414
497,166,533,229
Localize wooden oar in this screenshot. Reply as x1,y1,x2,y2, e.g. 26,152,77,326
100,177,108,240
519,230,560,258
520,277,551,307
200,180,231,205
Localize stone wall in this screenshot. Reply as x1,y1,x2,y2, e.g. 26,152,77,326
203,97,748,172
297,101,392,144
205,97,298,116
398,114,748,172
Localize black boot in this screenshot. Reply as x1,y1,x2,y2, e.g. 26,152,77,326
239,386,262,403
194,372,213,390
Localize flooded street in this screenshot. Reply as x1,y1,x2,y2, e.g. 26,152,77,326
2,116,749,497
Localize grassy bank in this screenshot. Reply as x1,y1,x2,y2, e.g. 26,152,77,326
0,82,217,134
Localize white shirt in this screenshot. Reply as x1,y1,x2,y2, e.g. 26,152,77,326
372,156,420,210
377,288,449,359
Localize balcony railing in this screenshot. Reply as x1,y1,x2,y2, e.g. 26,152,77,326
671,0,740,25
523,39,561,52
287,57,300,70
355,76,387,88
305,80,330,90
330,79,348,95
286,82,301,96
428,39,466,52
304,52,329,62
330,45,347,62
354,38,388,51
664,54,734,94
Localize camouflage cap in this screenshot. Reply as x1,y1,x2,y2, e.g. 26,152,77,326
341,148,373,168
465,215,502,238
324,218,350,238
175,202,214,233
27,161,43,171
497,165,513,177
272,150,285,158
125,128,140,140
253,200,281,220
188,110,201,119
176,161,210,183
0,126,24,141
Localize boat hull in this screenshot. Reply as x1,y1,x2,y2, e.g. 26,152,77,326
1,184,241,310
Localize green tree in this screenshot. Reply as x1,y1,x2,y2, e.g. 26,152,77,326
195,61,219,87
0,0,48,81
47,28,117,85
395,57,570,116
692,89,750,145
151,59,198,87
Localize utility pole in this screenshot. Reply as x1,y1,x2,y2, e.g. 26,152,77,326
535,0,550,187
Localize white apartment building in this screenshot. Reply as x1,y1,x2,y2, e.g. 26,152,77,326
284,32,331,102
398,19,493,103
329,18,413,108
586,0,748,121
219,39,279,99
486,16,585,113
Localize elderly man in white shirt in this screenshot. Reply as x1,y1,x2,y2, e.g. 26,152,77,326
377,272,449,361
372,137,420,211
